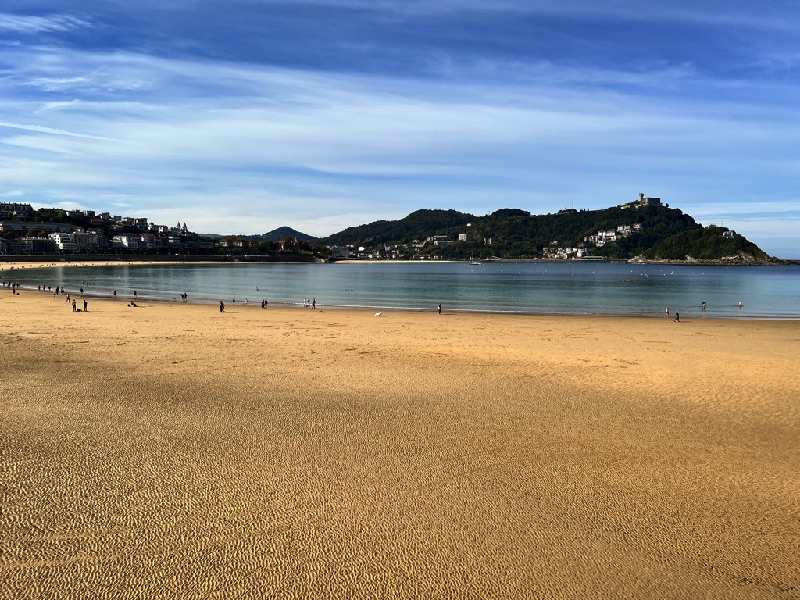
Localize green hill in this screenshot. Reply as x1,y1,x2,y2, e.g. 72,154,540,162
640,226,771,262
323,209,475,247
255,227,318,243
319,203,774,262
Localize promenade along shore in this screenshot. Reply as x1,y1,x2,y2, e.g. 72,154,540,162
1,289,798,597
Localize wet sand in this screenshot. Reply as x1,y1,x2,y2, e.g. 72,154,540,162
1,290,798,597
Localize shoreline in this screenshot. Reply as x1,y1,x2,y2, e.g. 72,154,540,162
4,284,795,320
1,254,795,269
3,260,797,320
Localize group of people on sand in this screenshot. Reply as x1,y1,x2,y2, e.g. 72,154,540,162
6,279,140,312
71,299,88,312
219,298,270,312
3,281,21,295
664,299,744,322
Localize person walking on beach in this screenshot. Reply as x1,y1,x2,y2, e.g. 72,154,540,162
83,299,87,312
219,301,225,313
438,303,442,315
312,298,316,309
133,290,137,300
113,290,117,300
665,307,669,318
72,299,76,312
674,311,680,322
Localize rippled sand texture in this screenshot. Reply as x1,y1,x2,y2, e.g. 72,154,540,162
1,292,798,598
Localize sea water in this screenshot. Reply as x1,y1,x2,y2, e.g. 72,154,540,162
5,261,800,318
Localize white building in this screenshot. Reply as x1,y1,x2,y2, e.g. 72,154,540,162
49,232,77,252
112,234,140,249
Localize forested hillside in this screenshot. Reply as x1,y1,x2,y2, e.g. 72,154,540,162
318,203,773,262
323,209,474,247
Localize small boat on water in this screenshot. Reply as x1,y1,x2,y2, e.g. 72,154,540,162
469,257,481,265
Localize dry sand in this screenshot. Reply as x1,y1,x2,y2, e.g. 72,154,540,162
1,289,798,598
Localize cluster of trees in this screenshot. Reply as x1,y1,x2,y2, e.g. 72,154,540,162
322,209,474,247
641,227,770,261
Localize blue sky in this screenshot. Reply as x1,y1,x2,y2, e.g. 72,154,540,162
1,1,799,257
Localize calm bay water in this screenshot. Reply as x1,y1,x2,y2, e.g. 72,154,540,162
6,261,800,318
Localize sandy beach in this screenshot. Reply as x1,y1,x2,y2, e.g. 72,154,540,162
1,288,798,597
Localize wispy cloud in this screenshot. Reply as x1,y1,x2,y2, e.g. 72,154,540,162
245,0,798,30
0,13,90,34
0,121,115,141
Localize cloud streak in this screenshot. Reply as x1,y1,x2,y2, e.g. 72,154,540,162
0,13,90,34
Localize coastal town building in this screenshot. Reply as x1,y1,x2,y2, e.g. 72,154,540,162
0,221,75,234
65,210,95,218
76,231,104,251
0,203,34,218
330,246,351,259
139,233,156,249
8,237,57,254
48,232,77,252
112,234,141,249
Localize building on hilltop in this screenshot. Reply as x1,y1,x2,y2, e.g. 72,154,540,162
0,221,75,234
621,193,662,209
0,202,34,218
637,192,661,206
